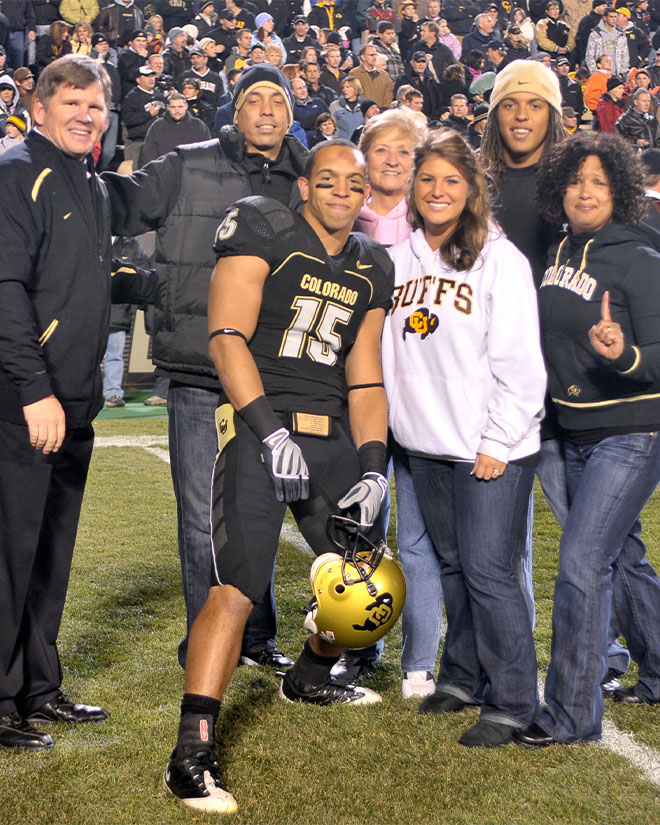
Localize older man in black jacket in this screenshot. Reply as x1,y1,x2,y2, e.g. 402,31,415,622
0,55,111,753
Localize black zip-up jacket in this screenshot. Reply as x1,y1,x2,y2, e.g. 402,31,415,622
539,222,660,438
0,131,111,426
102,128,307,387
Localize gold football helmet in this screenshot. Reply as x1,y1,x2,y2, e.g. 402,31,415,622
303,515,406,649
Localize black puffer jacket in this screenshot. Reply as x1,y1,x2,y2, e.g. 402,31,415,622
103,128,308,387
615,107,660,148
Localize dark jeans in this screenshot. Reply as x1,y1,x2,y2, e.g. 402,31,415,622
411,456,538,726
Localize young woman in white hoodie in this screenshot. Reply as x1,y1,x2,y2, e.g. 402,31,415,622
381,130,546,748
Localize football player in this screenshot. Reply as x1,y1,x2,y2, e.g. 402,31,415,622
164,139,395,814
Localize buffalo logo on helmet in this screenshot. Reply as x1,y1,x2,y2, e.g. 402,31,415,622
403,307,439,340
352,591,395,634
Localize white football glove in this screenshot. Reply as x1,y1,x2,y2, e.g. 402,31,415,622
261,427,310,503
337,472,388,529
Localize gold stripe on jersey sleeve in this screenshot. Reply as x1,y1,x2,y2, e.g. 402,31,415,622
39,319,59,346
344,269,374,303
271,252,325,277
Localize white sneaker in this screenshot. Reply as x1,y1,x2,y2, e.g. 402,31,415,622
402,671,435,699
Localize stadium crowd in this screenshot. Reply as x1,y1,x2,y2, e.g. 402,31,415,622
2,0,660,816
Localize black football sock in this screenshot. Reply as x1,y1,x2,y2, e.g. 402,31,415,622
287,638,341,688
175,693,221,757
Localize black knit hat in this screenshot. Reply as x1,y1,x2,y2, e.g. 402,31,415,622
231,64,294,126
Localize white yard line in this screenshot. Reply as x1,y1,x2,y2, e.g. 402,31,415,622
96,434,660,788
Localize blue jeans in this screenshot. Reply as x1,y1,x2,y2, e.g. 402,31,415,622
411,457,538,726
537,437,630,674
536,432,660,742
103,330,126,399
167,384,277,667
8,31,25,69
393,448,443,673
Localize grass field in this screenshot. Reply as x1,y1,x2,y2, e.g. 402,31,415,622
2,415,660,825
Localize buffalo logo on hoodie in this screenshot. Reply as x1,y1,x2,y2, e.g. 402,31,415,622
403,307,439,340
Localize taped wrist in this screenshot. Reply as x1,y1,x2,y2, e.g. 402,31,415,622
237,395,281,441
358,440,387,478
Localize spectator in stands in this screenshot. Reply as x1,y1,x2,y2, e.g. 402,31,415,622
2,0,36,70
585,53,613,113
631,0,652,37
509,5,536,47
394,50,441,118
96,0,144,49
535,1,575,59
374,21,404,83
182,47,224,107
617,6,650,69
37,20,73,73
303,59,337,106
576,0,607,66
147,51,176,97
504,23,531,59
461,12,497,59
161,26,191,80
141,91,210,165
252,12,287,62
485,39,509,72
252,0,291,34
283,15,316,64
556,55,584,117
585,6,629,75
561,105,578,134
291,75,328,142
158,0,194,31
330,75,365,138
616,87,660,148
224,28,254,73
596,75,625,132
398,0,420,60
468,101,489,148
307,110,337,146
0,77,30,135
437,18,461,61
438,62,470,108
224,0,256,31
117,27,148,98
13,68,35,121
121,64,165,166
71,20,94,55
350,42,393,108
309,0,346,31
444,93,470,135
419,20,455,80
180,76,214,129
320,43,347,94
640,147,660,229
192,1,217,39
206,9,236,56
442,0,479,37
0,112,26,154
401,86,424,112
350,97,380,143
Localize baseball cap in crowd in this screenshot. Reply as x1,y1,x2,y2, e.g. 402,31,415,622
190,47,205,56
637,67,650,76
138,66,156,76
411,51,427,62
293,15,308,24
641,148,660,175
255,12,274,28
561,106,577,118
487,39,506,53
617,6,631,17
489,60,562,113
131,29,147,40
486,3,498,10
472,103,490,123
91,33,107,47
6,114,26,133
231,63,294,126
218,9,235,20
13,67,34,83
606,76,624,91
556,56,570,66
509,25,522,34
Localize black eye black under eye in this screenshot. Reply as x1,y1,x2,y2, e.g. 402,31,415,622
315,183,334,189
350,187,365,194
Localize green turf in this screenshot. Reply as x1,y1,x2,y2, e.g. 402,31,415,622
2,417,660,825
